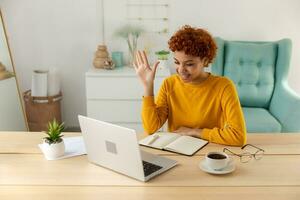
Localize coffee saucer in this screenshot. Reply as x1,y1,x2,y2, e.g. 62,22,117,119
199,159,236,175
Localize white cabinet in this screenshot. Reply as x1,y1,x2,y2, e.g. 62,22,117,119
85,67,169,133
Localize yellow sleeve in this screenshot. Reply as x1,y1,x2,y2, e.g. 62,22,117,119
142,80,169,134
201,81,247,146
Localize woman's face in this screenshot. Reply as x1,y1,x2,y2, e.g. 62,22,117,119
173,51,208,83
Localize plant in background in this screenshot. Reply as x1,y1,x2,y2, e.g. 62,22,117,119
155,50,170,70
44,118,65,145
114,24,145,66
155,50,170,60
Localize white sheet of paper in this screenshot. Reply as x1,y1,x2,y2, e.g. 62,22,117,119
39,136,86,160
139,132,180,149
165,136,208,155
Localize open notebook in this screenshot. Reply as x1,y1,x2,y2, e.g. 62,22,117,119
139,132,208,156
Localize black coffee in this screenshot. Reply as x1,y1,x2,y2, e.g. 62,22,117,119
208,153,226,159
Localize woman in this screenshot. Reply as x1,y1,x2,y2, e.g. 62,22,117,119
134,25,246,146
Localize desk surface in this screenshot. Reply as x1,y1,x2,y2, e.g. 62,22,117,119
0,132,300,200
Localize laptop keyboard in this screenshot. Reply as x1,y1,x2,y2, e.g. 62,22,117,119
142,161,163,177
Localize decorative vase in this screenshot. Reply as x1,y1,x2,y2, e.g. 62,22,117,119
93,45,115,70
43,139,65,159
111,51,124,68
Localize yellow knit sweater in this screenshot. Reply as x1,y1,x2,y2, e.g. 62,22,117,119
142,73,247,146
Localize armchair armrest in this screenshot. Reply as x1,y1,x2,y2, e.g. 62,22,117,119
269,82,300,132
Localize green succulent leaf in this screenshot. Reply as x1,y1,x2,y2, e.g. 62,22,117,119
43,118,65,144
155,50,170,55
155,50,170,60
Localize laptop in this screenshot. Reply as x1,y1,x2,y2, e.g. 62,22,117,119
78,115,178,182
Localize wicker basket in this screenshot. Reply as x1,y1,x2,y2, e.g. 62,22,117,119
23,90,62,131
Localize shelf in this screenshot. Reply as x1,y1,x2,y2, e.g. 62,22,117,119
86,66,170,77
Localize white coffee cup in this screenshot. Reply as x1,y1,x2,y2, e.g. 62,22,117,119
205,151,231,170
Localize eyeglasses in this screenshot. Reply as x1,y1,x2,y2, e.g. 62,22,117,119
223,144,265,163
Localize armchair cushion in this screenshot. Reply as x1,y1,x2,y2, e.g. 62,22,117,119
242,107,281,133
224,42,277,108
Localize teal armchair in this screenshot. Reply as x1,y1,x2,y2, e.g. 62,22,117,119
212,37,300,133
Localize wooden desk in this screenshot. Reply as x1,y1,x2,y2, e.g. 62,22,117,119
0,132,299,200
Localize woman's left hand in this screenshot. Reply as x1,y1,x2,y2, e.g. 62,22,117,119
173,127,202,138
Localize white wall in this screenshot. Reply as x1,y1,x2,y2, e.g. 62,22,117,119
0,0,99,127
0,0,299,127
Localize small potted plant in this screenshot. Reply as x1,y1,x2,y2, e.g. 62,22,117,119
43,119,65,159
155,50,170,70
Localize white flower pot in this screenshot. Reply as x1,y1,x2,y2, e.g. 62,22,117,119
158,60,168,70
43,139,65,159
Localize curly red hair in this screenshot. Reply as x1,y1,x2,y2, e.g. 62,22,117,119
168,25,217,66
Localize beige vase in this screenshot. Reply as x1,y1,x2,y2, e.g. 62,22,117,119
93,45,115,70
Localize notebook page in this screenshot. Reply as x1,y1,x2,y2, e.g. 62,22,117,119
165,136,208,155
139,132,181,149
